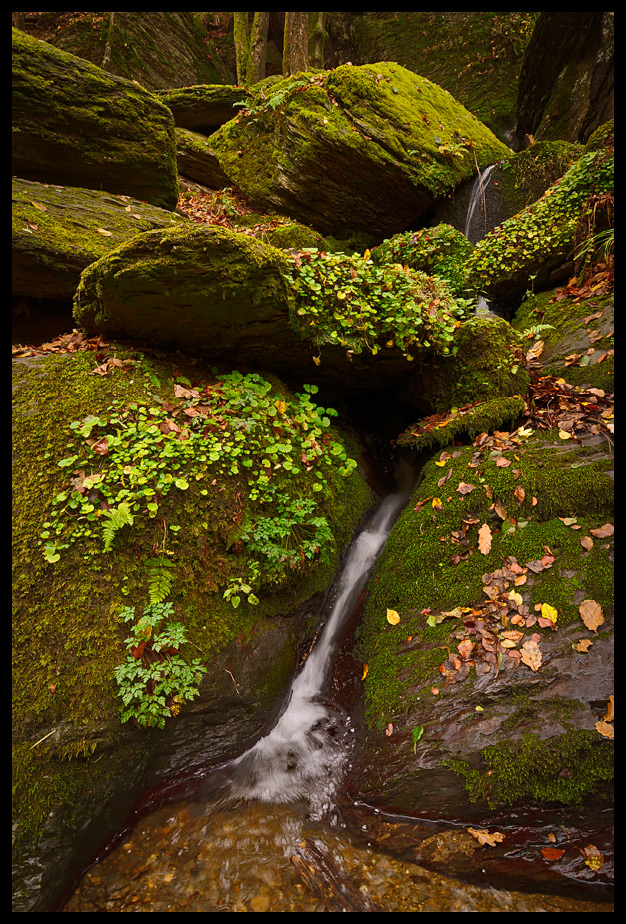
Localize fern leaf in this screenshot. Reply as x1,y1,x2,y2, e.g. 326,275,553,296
146,556,176,604
102,502,134,551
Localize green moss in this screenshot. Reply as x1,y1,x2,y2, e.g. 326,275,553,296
372,224,474,298
448,729,613,808
397,396,526,454
357,432,613,727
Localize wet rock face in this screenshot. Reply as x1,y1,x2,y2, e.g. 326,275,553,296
12,28,179,210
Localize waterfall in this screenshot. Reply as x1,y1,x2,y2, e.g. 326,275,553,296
464,163,495,243
223,463,414,817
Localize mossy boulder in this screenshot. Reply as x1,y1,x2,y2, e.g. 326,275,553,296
12,346,373,911
351,426,613,888
12,178,188,302
210,62,511,238
463,146,614,313
175,127,232,189
156,85,251,132
402,316,529,415
73,224,308,371
12,28,179,210
50,12,233,89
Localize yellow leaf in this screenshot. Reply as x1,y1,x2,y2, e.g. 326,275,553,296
432,496,442,508
363,248,371,261
558,429,572,440
361,663,368,680
274,399,287,415
517,426,533,438
312,355,321,366
541,603,558,624
508,590,523,607
434,460,447,467
386,608,400,625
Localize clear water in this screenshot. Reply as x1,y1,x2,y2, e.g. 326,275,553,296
464,163,495,242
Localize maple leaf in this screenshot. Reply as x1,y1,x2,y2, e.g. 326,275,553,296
578,599,605,634
467,827,505,847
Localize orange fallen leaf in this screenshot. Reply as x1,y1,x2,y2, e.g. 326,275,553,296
361,664,368,680
578,599,604,634
478,523,492,555
603,695,614,722
590,523,614,539
520,637,542,671
594,720,613,739
542,847,565,861
574,638,593,653
385,723,393,736
467,827,505,847
580,536,594,551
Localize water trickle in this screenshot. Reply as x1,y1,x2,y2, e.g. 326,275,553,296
223,463,415,818
464,163,495,243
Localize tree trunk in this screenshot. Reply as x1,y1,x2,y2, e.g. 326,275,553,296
309,12,327,69
283,11,309,76
246,12,269,84
233,12,251,86
101,12,116,72
12,12,26,30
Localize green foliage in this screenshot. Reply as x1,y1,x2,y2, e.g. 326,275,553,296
372,224,475,298
114,602,206,729
39,369,357,604
286,248,468,362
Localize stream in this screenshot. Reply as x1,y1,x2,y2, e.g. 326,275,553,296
59,461,611,912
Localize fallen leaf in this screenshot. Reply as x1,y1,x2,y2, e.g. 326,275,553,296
385,723,393,736
478,523,492,555
520,637,542,671
582,844,605,871
97,227,113,236
542,847,565,861
495,457,511,467
458,638,475,659
457,482,475,494
494,501,507,520
361,663,368,680
540,603,558,625
603,695,614,722
594,720,613,739
574,639,593,653
514,486,526,505
558,429,572,440
432,496,443,508
590,523,614,539
578,599,604,634
580,536,594,551
386,608,401,625
467,827,505,847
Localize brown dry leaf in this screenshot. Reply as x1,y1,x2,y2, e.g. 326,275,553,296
590,523,614,539
526,339,545,361
580,536,594,551
457,482,475,494
603,695,614,722
495,457,511,467
594,720,613,739
494,501,507,520
514,486,526,505
578,599,605,634
385,723,393,737
478,523,492,555
520,637,542,671
467,827,505,847
574,639,594,653
457,638,475,660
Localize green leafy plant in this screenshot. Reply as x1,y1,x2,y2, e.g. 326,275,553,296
286,248,466,362
114,602,206,729
145,556,176,605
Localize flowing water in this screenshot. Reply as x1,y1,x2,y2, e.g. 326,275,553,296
464,163,495,242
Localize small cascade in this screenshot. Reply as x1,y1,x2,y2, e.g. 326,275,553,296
464,163,496,243
222,462,415,818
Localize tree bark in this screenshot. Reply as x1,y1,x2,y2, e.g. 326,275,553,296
309,12,327,69
101,12,116,72
246,12,269,84
233,12,250,86
283,11,309,76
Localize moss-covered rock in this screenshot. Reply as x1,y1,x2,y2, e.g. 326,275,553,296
463,147,614,312
210,62,511,238
402,316,529,415
174,128,232,189
352,427,613,827
73,224,308,371
12,178,188,301
12,346,373,911
50,12,234,89
12,28,179,210
156,84,251,132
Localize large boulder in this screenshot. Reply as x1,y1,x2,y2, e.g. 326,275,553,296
12,346,373,911
515,13,614,147
12,179,188,301
210,62,511,238
156,85,251,133
174,128,232,189
12,28,179,210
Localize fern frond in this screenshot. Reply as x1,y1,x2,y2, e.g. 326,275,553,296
102,502,134,552
522,323,556,339
146,556,176,604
